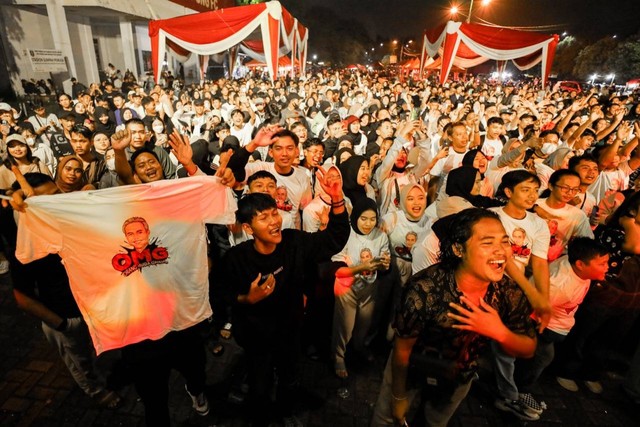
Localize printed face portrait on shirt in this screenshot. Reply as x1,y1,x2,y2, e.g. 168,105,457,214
123,218,150,252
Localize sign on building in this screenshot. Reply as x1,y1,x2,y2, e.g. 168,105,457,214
168,0,236,12
26,49,67,73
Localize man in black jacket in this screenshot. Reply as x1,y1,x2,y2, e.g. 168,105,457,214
218,168,349,427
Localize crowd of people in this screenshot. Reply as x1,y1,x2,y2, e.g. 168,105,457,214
1,66,639,427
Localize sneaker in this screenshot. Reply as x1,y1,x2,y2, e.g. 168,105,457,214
519,393,547,415
556,376,579,392
0,256,9,275
584,380,603,394
283,415,304,427
185,385,209,416
495,398,540,421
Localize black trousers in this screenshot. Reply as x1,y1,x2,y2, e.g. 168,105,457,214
235,318,301,427
121,324,206,427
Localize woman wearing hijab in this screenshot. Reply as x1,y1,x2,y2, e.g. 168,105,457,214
55,155,91,193
93,107,116,137
338,155,375,210
435,166,483,217
462,149,493,197
538,147,575,192
376,183,431,342
331,197,390,379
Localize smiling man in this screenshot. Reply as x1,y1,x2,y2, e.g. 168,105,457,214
372,208,537,427
228,127,312,229
219,168,349,426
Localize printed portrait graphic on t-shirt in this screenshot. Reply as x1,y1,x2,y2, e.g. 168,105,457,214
395,231,417,261
510,227,531,260
275,186,293,211
111,216,170,276
359,248,374,278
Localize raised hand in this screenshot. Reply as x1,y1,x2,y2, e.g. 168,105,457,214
251,125,283,148
215,148,235,187
168,130,194,168
315,165,343,201
110,129,131,151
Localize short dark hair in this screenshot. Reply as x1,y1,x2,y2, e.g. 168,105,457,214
568,237,608,265
71,124,93,140
130,148,160,172
10,172,54,191
273,129,299,146
303,138,324,150
247,170,277,187
125,118,145,130
539,129,560,139
141,96,154,107
327,116,342,128
446,121,466,137
439,208,501,270
236,193,277,224
568,154,598,171
498,170,541,197
487,116,504,126
549,169,580,187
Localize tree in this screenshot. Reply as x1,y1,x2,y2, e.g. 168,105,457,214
608,35,640,82
572,36,618,80
552,36,586,79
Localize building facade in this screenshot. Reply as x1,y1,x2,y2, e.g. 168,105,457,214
0,0,236,100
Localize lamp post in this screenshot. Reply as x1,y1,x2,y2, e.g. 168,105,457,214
450,0,491,23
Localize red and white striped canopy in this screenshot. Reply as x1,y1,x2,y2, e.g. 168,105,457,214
149,1,308,82
420,21,559,85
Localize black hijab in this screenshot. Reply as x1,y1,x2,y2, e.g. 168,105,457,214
334,147,356,167
339,155,368,206
447,165,502,209
446,166,479,201
94,107,116,136
350,197,378,235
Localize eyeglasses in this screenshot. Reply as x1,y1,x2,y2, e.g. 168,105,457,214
554,185,580,194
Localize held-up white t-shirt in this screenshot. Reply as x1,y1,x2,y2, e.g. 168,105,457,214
16,176,237,354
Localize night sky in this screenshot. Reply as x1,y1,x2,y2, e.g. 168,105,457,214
280,0,639,40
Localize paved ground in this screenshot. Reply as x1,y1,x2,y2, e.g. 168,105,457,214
0,273,637,427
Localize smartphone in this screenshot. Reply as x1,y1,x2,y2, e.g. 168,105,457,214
259,273,271,285
411,108,420,121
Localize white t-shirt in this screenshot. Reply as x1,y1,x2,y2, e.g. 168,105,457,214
481,136,504,160
588,162,632,203
429,149,467,178
411,230,440,275
16,176,237,354
245,163,312,230
537,198,594,261
380,211,431,262
491,207,550,271
332,228,390,287
544,256,590,335
231,122,254,147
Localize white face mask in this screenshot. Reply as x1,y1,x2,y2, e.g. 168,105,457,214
25,137,36,147
152,125,164,134
541,143,558,155
106,158,116,171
